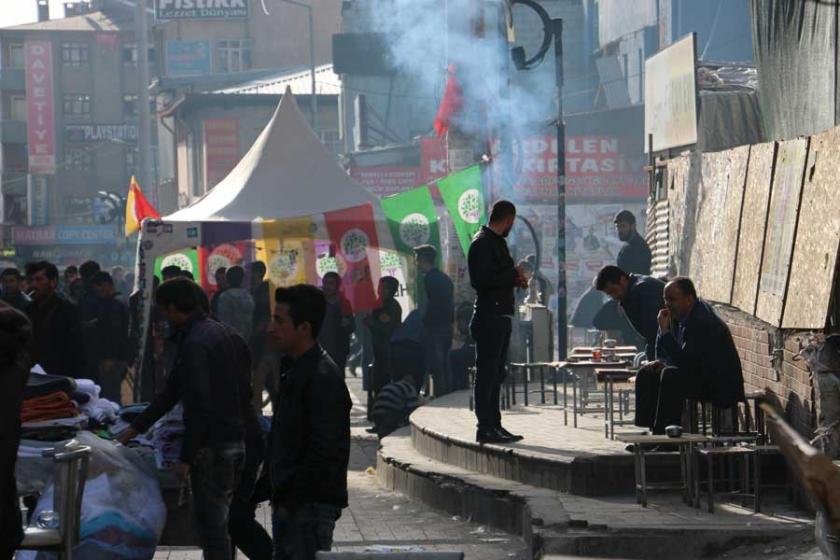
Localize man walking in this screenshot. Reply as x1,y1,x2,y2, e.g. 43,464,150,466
468,200,527,444
90,272,130,403
0,268,30,311
414,245,454,397
614,210,652,275
117,278,245,560
25,262,85,378
269,284,351,560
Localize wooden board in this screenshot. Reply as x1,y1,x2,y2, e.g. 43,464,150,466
666,155,692,275
732,142,775,315
756,138,808,326
688,148,748,303
782,126,840,328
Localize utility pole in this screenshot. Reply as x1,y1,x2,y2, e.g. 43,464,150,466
278,0,317,127
136,0,153,203
553,18,567,360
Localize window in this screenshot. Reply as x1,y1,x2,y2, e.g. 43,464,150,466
122,43,157,65
61,42,89,67
320,129,341,154
65,146,93,171
63,94,91,116
216,39,251,73
123,94,138,117
8,43,24,68
3,193,26,225
10,95,26,121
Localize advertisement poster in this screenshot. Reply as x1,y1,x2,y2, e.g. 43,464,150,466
420,136,449,184
166,40,212,77
204,119,240,189
492,135,647,203
25,41,56,174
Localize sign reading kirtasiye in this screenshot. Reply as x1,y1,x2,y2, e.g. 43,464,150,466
155,0,249,20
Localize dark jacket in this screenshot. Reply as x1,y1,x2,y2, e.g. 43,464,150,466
617,232,652,275
656,299,745,408
26,293,85,378
0,303,31,557
131,312,244,464
423,268,454,329
468,226,518,316
0,291,30,312
270,344,351,511
318,295,355,366
95,296,130,362
224,325,262,444
620,274,666,360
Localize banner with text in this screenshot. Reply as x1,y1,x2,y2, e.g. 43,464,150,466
350,167,421,198
204,119,240,190
25,41,56,174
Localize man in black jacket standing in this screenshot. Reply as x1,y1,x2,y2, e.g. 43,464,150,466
594,266,665,361
25,261,85,378
414,244,454,397
117,278,245,560
90,271,130,403
269,284,351,560
468,200,528,444
614,210,652,275
637,277,745,433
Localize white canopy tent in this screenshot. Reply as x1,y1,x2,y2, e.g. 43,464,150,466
132,90,396,396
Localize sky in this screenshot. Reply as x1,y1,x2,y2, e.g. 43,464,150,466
0,0,66,28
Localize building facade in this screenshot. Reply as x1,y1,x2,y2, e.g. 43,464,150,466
0,3,157,266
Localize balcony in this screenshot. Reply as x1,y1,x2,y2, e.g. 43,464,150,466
0,68,24,91
0,120,26,144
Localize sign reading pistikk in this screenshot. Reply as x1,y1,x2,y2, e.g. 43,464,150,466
156,0,249,20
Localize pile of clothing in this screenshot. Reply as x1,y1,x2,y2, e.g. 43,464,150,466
20,372,85,440
72,379,120,426
113,403,185,471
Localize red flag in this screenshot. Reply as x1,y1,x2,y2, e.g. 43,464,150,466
433,64,463,138
125,176,160,236
324,204,380,312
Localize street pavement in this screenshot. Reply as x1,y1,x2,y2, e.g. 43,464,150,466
154,376,527,560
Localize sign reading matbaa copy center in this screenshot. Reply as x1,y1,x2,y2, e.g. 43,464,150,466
644,33,698,153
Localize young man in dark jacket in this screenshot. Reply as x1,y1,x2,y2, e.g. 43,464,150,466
414,244,454,397
25,261,85,378
365,276,402,394
468,200,528,444
269,284,351,560
117,278,245,560
614,210,652,275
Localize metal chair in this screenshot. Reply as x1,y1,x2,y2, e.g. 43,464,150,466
19,444,92,560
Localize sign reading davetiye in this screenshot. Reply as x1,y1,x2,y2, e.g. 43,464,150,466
155,0,249,20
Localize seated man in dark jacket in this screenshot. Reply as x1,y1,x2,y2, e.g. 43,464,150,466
269,284,352,560
594,265,665,361
636,276,745,434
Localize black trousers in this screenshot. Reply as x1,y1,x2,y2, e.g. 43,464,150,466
470,313,512,431
635,365,703,434
229,437,272,560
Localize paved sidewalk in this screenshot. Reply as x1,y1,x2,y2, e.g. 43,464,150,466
154,378,527,560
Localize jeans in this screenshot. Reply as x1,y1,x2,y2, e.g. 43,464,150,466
470,313,512,431
424,327,454,398
191,444,246,560
229,437,272,560
272,502,341,560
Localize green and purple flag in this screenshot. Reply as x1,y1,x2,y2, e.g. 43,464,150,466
437,164,486,256
381,185,441,260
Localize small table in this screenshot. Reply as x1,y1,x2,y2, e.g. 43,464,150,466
596,368,636,439
618,434,710,507
563,360,629,428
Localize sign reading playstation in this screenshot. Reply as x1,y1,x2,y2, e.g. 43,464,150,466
66,124,138,143
156,0,249,20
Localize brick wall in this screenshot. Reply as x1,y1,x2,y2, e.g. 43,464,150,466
714,304,816,436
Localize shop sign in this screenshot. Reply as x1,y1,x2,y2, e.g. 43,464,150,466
350,167,421,198
12,225,117,246
25,41,56,174
166,40,212,77
156,0,249,20
65,124,138,143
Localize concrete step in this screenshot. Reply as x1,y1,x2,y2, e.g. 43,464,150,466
378,428,809,560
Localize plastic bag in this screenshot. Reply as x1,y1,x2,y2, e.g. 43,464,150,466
22,431,166,560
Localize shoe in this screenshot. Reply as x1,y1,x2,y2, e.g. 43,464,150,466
476,428,510,444
497,426,524,442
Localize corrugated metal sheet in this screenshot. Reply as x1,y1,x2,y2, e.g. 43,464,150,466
646,197,670,279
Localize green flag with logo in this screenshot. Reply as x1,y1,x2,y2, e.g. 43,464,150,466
154,248,199,280
381,185,441,259
438,164,486,256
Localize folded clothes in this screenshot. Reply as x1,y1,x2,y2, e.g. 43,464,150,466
19,426,80,442
118,403,149,422
22,414,88,430
23,372,77,399
21,392,79,423
72,392,91,404
80,398,120,424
